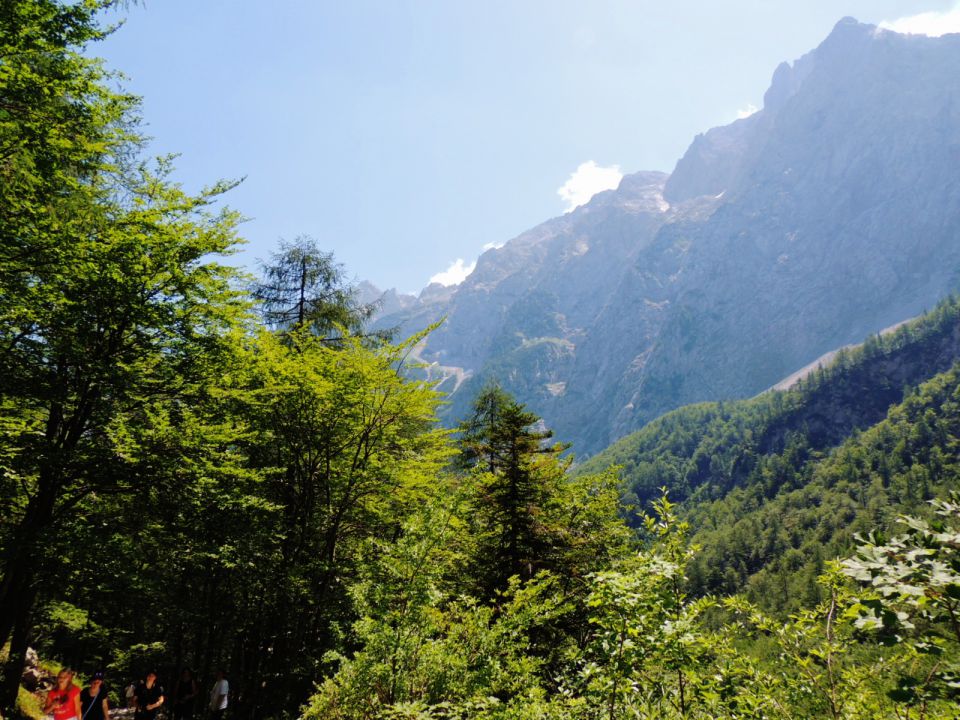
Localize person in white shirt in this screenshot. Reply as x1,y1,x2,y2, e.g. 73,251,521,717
208,670,229,719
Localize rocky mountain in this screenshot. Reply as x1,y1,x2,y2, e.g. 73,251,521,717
356,281,418,319
373,18,960,456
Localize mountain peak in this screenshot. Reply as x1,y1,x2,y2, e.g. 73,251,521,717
378,19,960,455
834,15,865,31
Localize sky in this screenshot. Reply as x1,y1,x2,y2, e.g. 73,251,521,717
95,1,957,293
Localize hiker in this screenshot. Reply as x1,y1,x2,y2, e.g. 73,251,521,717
44,669,81,720
172,668,198,720
208,669,229,719
133,670,165,720
80,672,110,720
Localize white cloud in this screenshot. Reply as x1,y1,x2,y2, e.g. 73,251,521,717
879,5,960,37
557,161,623,213
429,258,476,286
427,241,504,288
737,103,758,119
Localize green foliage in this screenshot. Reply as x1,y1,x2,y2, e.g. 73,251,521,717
843,494,960,645
16,686,43,720
42,326,452,716
0,0,252,710
302,394,631,720
32,602,111,672
36,659,63,678
0,0,132,226
842,494,960,710
303,499,578,719
581,495,720,719
108,643,167,683
306,490,960,719
1,3,442,716
726,580,901,719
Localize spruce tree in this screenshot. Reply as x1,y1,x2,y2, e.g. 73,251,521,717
458,386,568,595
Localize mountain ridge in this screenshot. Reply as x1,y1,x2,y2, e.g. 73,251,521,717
372,18,960,455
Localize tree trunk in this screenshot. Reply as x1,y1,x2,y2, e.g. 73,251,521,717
0,580,37,715
0,468,59,713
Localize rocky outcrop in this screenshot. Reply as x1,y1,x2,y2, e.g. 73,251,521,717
19,647,41,692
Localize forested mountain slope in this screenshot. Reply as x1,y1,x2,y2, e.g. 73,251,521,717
687,361,960,612
375,19,960,454
581,297,960,612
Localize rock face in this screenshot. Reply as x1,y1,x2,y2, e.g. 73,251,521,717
20,647,41,691
375,19,960,456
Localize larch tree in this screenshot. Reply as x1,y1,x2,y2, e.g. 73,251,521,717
252,235,386,343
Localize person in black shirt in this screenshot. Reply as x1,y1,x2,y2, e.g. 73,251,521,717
133,671,164,720
172,668,198,720
80,672,110,720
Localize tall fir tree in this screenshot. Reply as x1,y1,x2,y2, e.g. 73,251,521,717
458,386,568,595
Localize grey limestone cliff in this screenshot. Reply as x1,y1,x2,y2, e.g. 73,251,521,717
375,19,960,455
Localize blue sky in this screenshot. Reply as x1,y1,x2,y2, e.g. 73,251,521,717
97,1,954,293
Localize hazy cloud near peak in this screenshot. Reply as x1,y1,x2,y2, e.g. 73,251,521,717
557,161,623,213
428,242,503,288
429,258,476,287
879,5,960,36
737,103,759,119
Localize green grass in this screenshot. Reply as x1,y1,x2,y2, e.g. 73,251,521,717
37,659,62,676
16,686,43,720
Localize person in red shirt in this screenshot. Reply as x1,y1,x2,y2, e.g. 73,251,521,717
44,669,81,720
